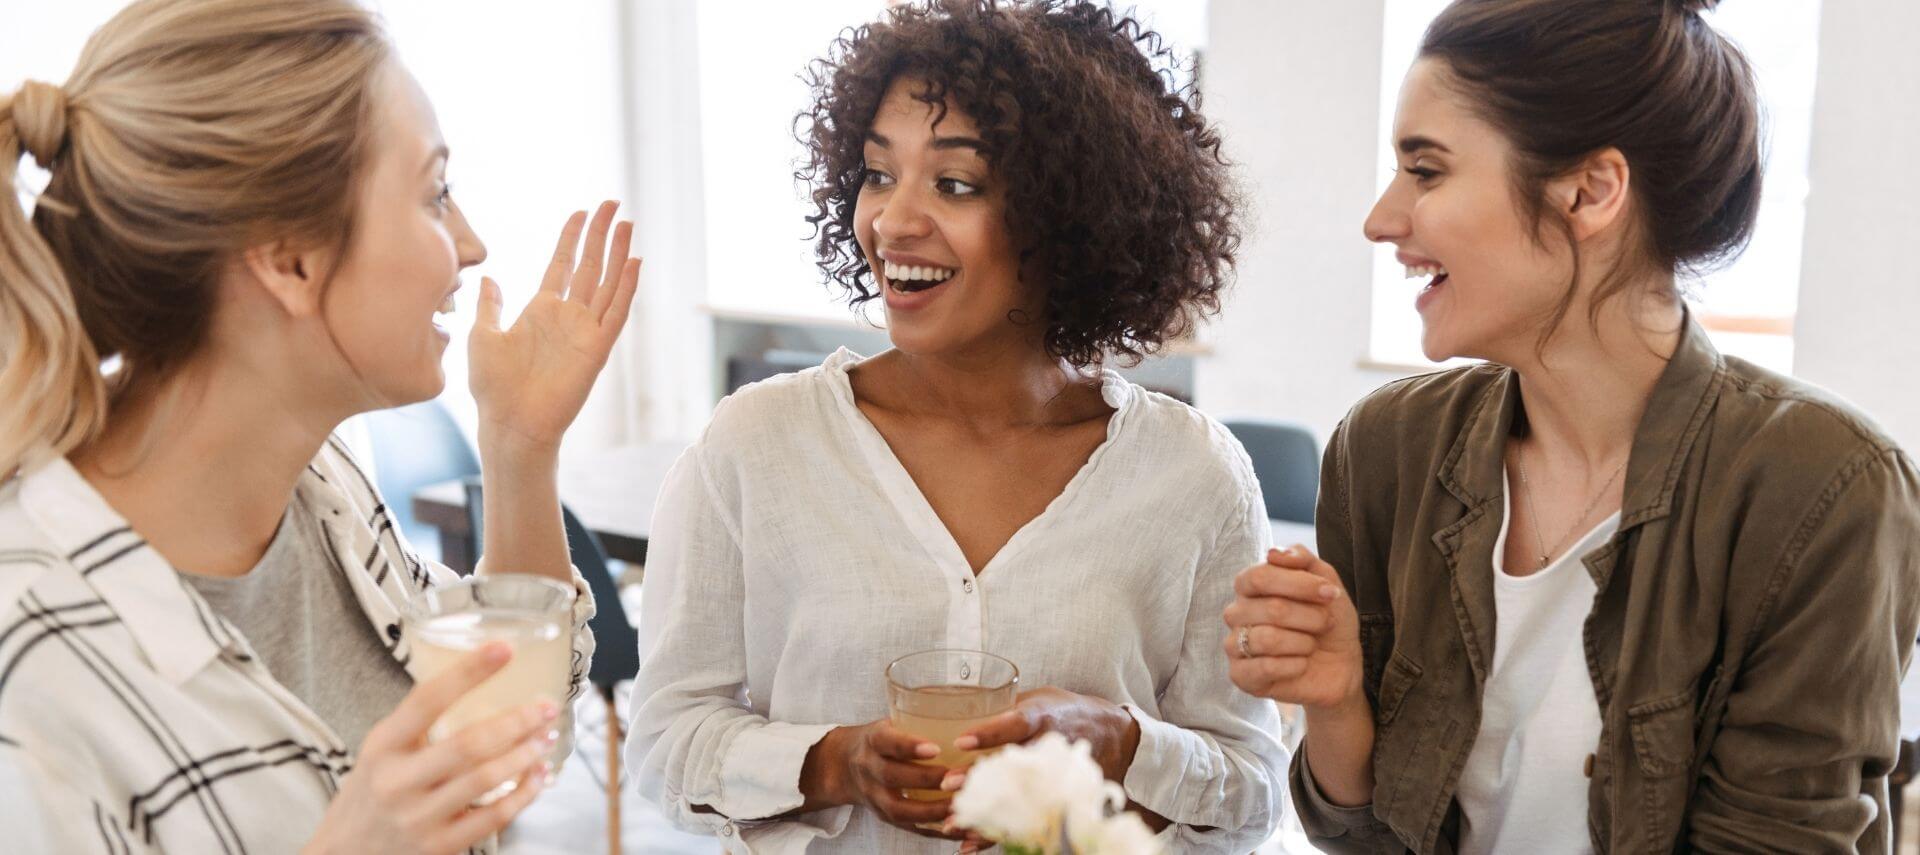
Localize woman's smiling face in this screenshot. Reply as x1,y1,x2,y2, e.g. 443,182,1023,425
1363,59,1576,364
854,77,1038,359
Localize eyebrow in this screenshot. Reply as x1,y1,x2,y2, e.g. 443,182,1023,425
1397,135,1452,155
864,132,987,153
420,144,450,175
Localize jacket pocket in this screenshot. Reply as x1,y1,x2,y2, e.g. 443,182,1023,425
1375,650,1423,727
1627,692,1696,778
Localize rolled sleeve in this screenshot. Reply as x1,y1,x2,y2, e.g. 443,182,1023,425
1288,744,1401,851
718,721,839,818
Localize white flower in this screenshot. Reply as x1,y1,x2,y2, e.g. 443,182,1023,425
951,732,1124,850
1071,812,1163,855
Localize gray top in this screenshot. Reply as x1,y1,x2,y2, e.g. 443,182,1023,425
181,495,413,749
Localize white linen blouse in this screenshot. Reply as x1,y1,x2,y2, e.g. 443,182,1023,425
626,350,1288,854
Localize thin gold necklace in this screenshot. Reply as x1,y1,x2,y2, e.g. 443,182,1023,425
1514,450,1627,570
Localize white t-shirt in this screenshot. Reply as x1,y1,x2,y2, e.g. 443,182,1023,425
1456,470,1620,855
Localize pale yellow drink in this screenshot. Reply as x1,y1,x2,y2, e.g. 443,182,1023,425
406,574,575,806
890,684,1011,803
886,650,1019,830
408,609,570,743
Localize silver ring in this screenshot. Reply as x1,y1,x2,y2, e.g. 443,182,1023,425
1237,626,1253,658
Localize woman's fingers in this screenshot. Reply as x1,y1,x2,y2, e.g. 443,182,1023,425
865,784,962,836
362,644,512,754
1222,624,1319,660
873,756,950,792
866,721,939,762
1234,562,1339,602
427,763,549,853
1223,593,1337,635
540,210,589,296
1272,546,1350,592
592,220,634,311
401,698,557,791
569,200,619,307
952,704,1039,752
596,257,641,340
1227,653,1312,697
422,731,553,819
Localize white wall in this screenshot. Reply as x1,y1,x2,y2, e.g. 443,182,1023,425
1196,0,1412,440
1794,0,1920,455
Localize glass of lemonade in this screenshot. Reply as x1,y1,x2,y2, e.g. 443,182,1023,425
405,574,574,803
886,649,1019,817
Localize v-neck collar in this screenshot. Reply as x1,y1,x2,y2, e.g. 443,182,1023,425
821,348,1136,583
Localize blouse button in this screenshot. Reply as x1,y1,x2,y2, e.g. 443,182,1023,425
962,578,975,594
961,662,972,680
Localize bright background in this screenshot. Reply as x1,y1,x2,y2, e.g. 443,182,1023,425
10,0,1914,455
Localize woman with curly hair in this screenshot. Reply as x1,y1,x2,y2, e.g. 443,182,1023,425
627,1,1286,851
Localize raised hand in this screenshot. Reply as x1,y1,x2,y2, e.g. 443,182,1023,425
469,200,641,450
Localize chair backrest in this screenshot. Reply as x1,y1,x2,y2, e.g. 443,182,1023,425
1222,419,1321,525
364,400,480,563
724,349,831,396
463,480,640,691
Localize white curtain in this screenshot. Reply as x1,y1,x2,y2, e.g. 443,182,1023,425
569,0,715,454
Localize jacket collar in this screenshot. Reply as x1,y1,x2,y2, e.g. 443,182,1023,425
1438,312,1726,530
1428,312,1725,684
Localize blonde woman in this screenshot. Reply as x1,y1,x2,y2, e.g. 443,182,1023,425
0,0,640,851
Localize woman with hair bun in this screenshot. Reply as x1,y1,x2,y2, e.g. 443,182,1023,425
0,0,639,851
1223,0,1920,851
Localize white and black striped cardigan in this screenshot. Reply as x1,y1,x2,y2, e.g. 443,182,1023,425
0,437,596,854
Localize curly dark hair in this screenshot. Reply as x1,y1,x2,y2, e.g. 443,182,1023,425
796,0,1240,367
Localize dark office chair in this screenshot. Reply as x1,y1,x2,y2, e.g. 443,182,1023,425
363,400,480,564
1222,419,1321,525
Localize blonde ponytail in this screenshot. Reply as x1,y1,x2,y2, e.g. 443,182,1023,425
0,82,106,477
0,0,390,479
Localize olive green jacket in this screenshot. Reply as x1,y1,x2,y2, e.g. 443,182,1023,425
1293,319,1920,853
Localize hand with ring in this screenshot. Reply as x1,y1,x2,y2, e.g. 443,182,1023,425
1222,545,1364,709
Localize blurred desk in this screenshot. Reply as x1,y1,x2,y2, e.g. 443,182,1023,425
413,441,690,573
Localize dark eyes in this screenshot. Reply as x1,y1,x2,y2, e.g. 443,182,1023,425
936,177,980,196
859,169,980,197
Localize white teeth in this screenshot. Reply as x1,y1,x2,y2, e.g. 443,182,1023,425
883,261,956,283
437,294,455,315
1403,264,1448,280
